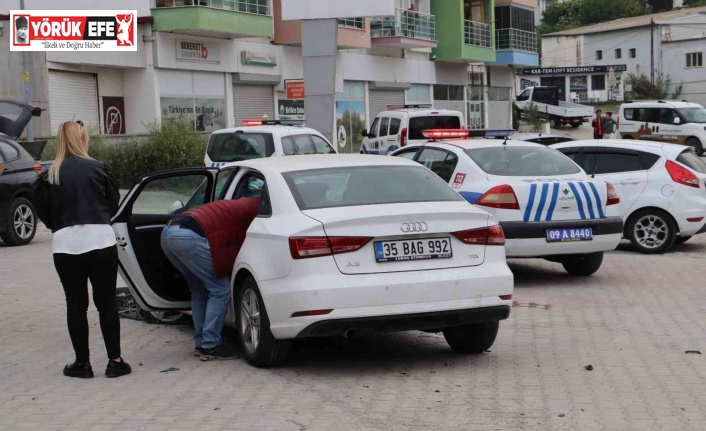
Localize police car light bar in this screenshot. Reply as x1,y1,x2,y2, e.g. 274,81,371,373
387,104,433,110
242,119,297,126
422,129,471,139
468,129,516,138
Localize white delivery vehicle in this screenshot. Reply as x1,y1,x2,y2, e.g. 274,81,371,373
204,119,336,167
391,129,623,276
617,100,706,156
552,139,706,254
515,86,594,129
361,104,465,155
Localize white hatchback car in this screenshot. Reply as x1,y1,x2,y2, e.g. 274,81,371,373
113,155,514,367
204,120,336,168
390,130,623,276
551,139,706,253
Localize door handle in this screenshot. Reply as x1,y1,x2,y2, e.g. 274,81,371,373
620,178,641,185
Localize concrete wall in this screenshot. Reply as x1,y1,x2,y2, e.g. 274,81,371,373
45,26,149,68
662,38,706,107
1,0,151,15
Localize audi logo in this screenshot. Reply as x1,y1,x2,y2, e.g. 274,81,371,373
401,222,429,233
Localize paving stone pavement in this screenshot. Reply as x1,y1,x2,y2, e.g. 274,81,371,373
1,225,706,431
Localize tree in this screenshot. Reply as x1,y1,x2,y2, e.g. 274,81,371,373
538,0,646,34
648,0,673,12
684,0,706,6
625,72,682,100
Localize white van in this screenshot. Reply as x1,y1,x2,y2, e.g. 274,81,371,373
618,100,706,156
361,105,465,155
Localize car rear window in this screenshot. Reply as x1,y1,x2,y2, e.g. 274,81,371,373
283,166,464,210
207,133,275,162
466,146,582,176
677,150,706,174
408,116,461,140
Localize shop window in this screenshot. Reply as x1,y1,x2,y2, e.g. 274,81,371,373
434,85,464,101
335,81,366,154
591,75,606,91
407,84,431,104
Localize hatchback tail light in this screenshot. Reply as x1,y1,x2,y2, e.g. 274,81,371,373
399,128,408,147
666,160,700,188
606,183,621,206
289,237,372,259
32,163,43,174
475,185,520,210
452,225,505,246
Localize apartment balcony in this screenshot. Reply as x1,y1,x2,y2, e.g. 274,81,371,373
488,28,539,66
370,8,437,49
464,20,491,48
431,0,496,63
152,0,274,39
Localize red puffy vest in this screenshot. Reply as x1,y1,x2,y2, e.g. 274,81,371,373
182,198,260,278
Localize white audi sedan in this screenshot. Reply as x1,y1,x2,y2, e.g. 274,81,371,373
112,155,514,367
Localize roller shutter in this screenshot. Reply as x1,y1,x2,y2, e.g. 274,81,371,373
233,85,275,126
48,71,100,134
369,89,405,119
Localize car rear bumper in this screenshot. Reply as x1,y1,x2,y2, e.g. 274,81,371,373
501,217,623,257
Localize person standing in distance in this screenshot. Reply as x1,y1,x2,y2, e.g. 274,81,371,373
32,121,131,378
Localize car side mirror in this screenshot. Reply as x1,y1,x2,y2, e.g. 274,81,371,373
361,129,368,138
674,117,681,125
168,200,185,214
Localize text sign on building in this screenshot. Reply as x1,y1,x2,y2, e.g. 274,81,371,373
10,10,137,51
285,80,306,100
176,40,220,64
241,51,277,67
517,65,628,75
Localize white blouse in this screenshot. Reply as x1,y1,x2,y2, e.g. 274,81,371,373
52,224,117,255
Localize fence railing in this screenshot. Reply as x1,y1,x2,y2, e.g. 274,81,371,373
154,0,271,16
338,17,365,29
495,28,537,53
370,8,436,42
464,20,491,48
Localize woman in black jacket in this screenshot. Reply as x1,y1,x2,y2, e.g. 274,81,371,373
33,121,131,378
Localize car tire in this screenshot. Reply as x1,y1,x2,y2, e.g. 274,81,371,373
0,197,37,246
674,235,692,245
236,275,291,368
561,252,604,276
626,209,677,254
549,117,559,129
138,309,191,325
443,321,499,354
571,122,581,129
685,137,704,157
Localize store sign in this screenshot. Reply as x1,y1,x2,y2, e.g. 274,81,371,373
241,50,277,67
517,65,627,75
176,40,220,64
278,100,305,120
102,97,126,134
285,80,306,100
160,97,226,132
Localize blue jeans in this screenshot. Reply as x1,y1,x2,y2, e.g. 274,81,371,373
160,225,230,350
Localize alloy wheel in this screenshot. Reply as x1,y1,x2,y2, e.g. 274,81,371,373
634,214,669,249
13,204,35,240
240,288,261,355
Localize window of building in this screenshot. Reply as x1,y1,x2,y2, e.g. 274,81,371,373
596,50,603,60
591,75,606,91
434,85,464,101
335,81,366,154
338,18,364,29
615,49,622,59
629,48,636,58
407,84,431,104
686,52,703,68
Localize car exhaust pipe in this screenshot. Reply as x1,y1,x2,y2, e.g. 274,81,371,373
342,328,359,339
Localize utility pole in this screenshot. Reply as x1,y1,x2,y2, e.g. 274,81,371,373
20,0,34,141
650,18,655,99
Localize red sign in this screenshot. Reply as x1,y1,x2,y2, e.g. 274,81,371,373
286,80,306,100
452,173,466,189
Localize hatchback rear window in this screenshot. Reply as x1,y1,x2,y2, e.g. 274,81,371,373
207,133,275,162
408,116,461,140
466,146,582,176
283,166,464,210
677,150,706,174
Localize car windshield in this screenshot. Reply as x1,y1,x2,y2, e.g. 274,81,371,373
677,107,706,123
466,146,582,176
408,116,461,140
283,165,464,210
207,133,275,163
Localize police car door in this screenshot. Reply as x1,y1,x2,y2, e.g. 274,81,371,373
112,168,233,312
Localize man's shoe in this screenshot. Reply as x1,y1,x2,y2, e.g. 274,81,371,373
105,359,132,378
193,347,205,357
63,361,94,378
199,345,241,361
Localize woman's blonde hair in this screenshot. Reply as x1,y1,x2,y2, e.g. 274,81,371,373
48,121,92,185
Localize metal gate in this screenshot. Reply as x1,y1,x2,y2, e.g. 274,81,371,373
48,71,100,134
233,84,275,126
369,90,405,119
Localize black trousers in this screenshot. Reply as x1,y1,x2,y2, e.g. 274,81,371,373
53,245,121,363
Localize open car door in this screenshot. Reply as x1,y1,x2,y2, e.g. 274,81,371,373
111,168,228,312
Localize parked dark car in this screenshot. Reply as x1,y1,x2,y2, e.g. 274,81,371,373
0,100,43,246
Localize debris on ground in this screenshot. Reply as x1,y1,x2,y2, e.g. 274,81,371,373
584,365,594,371
558,413,566,418
117,292,143,321
685,350,701,354
160,367,180,373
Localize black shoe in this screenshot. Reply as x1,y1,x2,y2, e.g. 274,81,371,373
199,345,241,361
193,347,206,357
63,361,94,378
105,358,132,378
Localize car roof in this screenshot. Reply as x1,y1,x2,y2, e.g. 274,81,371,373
230,154,418,173
406,138,547,150
210,125,324,137
620,101,702,109
378,109,463,116
506,133,571,140
552,138,677,151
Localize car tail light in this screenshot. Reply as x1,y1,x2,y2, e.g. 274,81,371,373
452,225,505,246
687,217,704,222
606,183,621,206
32,163,43,174
400,128,408,147
289,237,372,259
291,309,333,318
499,294,512,300
475,185,520,210
666,160,700,188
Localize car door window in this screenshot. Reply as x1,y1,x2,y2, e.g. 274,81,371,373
392,148,419,160
389,118,401,135
310,135,336,154
292,135,316,155
557,147,581,162
379,117,390,137
585,152,644,174
281,136,295,155
132,175,210,215
234,172,271,216
0,141,19,161
417,148,458,182
368,118,380,138
658,108,679,125
517,89,530,101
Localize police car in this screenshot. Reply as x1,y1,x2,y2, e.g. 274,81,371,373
390,129,624,276
204,120,336,168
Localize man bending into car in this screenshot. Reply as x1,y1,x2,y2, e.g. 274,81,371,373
161,198,260,360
